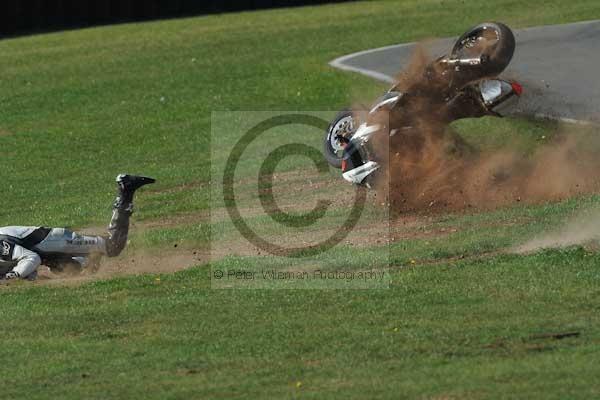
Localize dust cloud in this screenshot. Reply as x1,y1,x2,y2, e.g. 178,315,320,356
366,46,600,215
513,208,600,253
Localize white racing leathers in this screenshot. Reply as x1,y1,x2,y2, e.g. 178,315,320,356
0,226,107,278
0,176,146,280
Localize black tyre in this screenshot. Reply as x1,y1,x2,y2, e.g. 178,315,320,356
323,109,356,169
451,22,515,77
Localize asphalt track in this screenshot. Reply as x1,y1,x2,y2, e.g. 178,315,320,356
330,20,600,123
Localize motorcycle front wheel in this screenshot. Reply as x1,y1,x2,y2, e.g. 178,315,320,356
323,109,356,169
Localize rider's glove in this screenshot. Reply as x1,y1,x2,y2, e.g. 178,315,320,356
4,271,21,280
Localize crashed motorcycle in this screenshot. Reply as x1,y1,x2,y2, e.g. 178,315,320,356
324,22,522,187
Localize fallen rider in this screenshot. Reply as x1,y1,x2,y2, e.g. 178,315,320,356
0,174,155,282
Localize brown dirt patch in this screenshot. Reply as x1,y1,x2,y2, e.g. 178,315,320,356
34,248,207,286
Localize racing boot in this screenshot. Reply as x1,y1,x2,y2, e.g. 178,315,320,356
106,174,156,256
116,174,156,204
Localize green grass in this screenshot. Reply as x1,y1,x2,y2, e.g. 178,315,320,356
3,250,600,399
2,0,600,398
